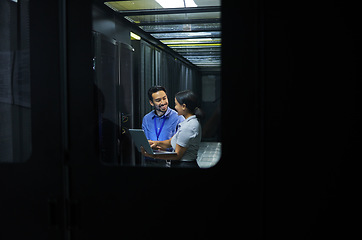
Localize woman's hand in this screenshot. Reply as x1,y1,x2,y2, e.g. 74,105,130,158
148,140,163,150
148,140,157,149
140,146,155,158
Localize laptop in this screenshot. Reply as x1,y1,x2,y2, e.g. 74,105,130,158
128,129,177,155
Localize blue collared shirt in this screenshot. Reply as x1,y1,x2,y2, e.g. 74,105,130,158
142,107,184,141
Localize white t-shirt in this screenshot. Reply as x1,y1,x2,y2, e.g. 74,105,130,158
171,115,202,161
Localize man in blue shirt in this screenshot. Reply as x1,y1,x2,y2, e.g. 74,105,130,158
142,86,184,167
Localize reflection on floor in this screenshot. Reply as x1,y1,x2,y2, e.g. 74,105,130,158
197,142,221,168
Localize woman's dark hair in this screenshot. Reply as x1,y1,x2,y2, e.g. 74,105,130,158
148,86,167,101
175,90,203,119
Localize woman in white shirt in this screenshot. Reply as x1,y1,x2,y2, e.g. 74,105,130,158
141,90,202,168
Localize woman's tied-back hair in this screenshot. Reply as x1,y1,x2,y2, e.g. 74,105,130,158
175,90,203,120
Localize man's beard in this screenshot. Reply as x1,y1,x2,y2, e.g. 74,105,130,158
157,104,168,112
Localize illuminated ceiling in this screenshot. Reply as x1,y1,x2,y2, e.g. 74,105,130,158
104,0,221,68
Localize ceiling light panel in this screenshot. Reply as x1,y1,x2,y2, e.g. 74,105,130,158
122,12,220,24
156,0,197,8
161,38,221,45
105,0,220,11
151,31,221,39
140,23,220,33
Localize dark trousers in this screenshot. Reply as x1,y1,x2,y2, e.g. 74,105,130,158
144,158,199,168
144,158,170,168
170,160,199,168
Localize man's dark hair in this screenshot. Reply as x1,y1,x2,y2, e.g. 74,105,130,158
148,86,167,101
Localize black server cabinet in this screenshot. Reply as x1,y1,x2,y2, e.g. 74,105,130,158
93,33,119,165
118,42,135,166
93,32,135,166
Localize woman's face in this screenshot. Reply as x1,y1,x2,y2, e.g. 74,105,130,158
174,98,186,116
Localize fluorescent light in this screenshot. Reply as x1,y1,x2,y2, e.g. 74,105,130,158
156,0,197,9
187,32,212,36
130,32,141,40
185,0,197,7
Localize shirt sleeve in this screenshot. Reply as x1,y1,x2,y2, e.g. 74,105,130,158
142,116,149,139
176,126,198,148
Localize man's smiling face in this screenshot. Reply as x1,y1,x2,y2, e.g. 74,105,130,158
150,90,169,116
